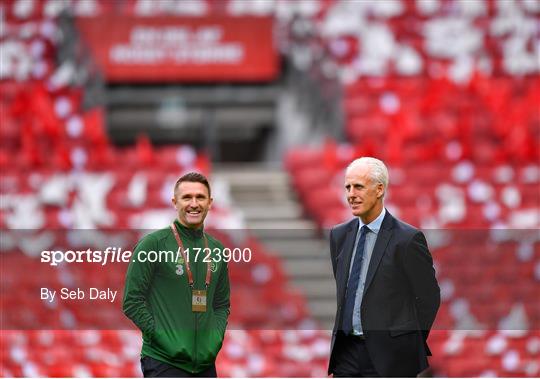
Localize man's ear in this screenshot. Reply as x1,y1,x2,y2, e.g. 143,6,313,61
171,197,177,208
377,184,385,199
208,197,213,209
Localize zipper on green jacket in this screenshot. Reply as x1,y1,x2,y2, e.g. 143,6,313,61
193,297,199,373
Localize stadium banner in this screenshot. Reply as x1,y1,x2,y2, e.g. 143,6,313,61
76,16,279,82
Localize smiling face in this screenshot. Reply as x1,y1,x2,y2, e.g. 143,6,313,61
344,163,385,224
172,181,213,229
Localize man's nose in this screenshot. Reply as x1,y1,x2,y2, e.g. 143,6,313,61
189,198,198,207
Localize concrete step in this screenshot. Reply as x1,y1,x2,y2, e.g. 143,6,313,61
250,228,318,240
230,193,294,204
284,259,333,278
265,247,327,259
240,204,303,221
263,239,328,258
293,278,335,298
229,184,291,193
218,173,289,186
307,299,337,329
245,221,318,240
246,219,317,229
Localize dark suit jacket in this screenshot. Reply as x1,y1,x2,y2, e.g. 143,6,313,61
328,210,440,377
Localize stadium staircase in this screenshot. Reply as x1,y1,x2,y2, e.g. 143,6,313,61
213,165,336,329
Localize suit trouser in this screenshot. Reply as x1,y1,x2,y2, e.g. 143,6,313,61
141,356,217,378
332,332,380,377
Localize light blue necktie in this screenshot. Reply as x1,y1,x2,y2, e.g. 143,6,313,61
341,225,369,335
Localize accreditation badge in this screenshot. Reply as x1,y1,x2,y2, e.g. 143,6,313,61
192,289,207,312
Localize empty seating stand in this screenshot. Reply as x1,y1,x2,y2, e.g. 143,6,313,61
2,0,539,377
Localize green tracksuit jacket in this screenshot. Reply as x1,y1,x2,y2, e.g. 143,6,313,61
122,220,230,374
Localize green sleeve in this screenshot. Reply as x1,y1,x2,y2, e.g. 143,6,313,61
122,234,157,340
213,246,230,336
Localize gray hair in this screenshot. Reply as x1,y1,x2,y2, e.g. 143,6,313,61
346,157,389,190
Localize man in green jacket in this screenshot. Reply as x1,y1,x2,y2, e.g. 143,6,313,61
123,172,230,377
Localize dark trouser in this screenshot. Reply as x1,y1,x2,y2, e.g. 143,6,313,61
141,356,217,378
332,332,380,377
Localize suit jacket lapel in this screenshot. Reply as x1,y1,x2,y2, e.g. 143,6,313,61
337,218,358,304
363,211,393,296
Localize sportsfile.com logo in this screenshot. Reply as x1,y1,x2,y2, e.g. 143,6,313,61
40,247,252,266
40,247,132,266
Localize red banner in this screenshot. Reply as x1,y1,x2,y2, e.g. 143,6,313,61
76,16,279,83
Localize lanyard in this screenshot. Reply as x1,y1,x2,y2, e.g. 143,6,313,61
170,223,212,288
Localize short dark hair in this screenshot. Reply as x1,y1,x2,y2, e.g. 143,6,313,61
174,172,211,197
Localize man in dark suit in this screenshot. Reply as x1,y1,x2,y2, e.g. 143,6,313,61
328,157,440,377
